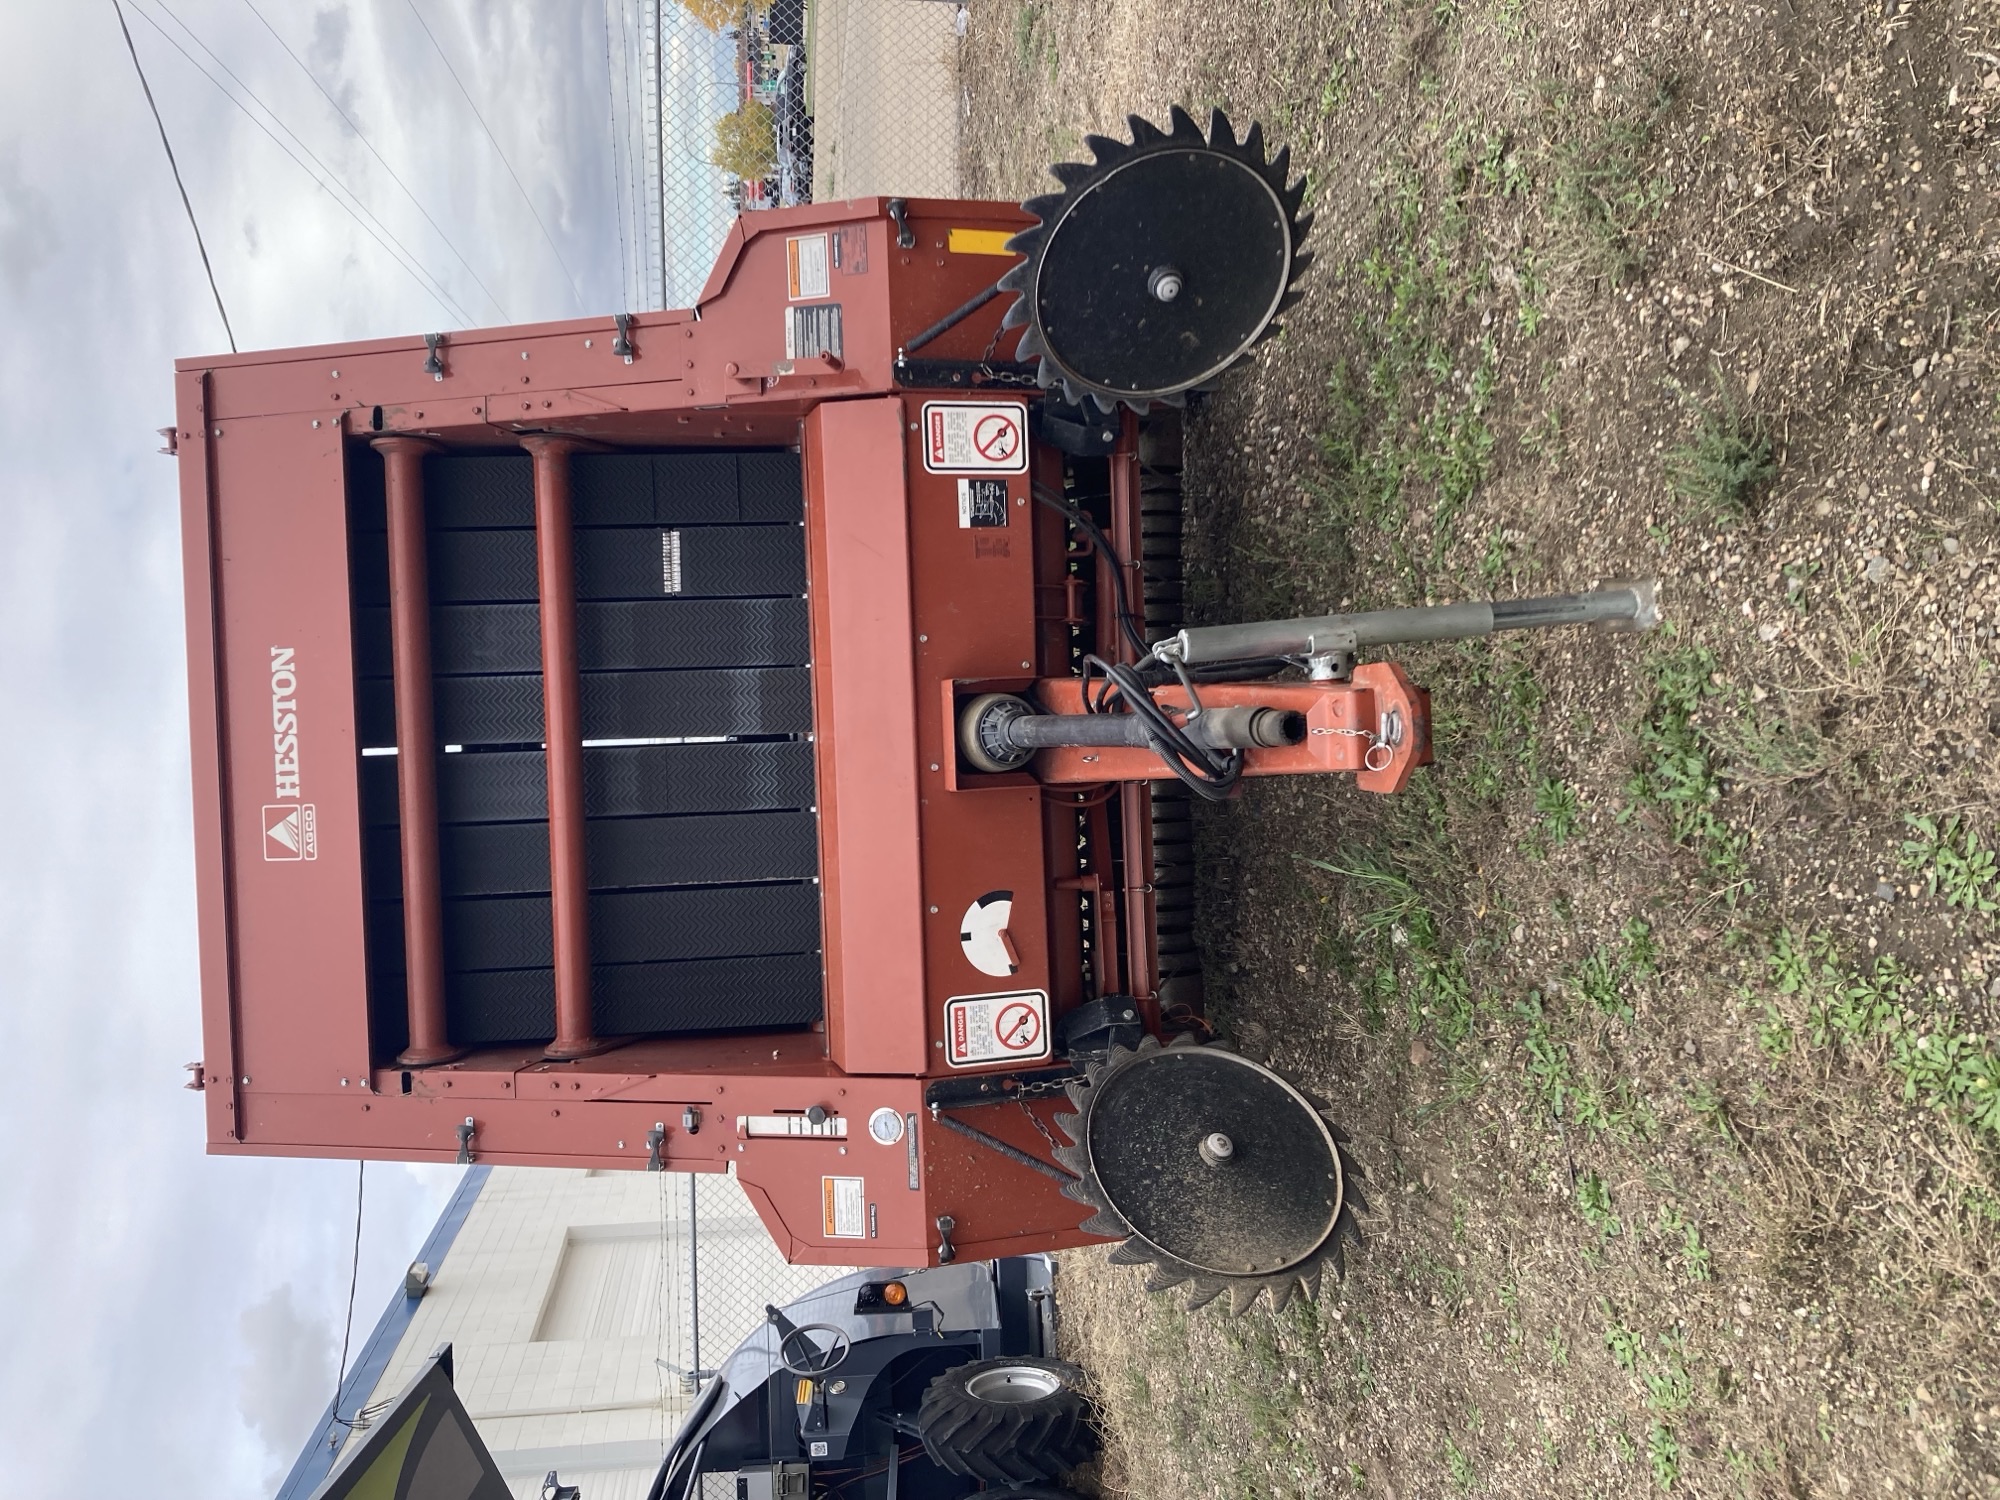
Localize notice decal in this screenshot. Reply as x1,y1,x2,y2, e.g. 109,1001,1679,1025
956,478,1009,529
921,401,1028,475
945,988,1051,1068
821,1175,866,1238
786,233,831,300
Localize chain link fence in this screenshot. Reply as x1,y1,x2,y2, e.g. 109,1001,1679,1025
634,0,968,309
649,1171,861,1396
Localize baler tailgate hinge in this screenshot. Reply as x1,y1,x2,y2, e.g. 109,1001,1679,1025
612,313,635,362
646,1121,667,1172
423,332,448,381
455,1116,476,1164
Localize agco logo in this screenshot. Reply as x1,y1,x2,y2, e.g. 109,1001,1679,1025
261,646,316,862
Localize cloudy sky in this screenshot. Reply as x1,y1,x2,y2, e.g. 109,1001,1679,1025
0,3,729,1494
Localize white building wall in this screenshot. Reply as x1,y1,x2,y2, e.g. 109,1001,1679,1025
344,1167,856,1499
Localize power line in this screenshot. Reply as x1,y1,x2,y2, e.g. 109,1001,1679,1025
127,0,474,327
143,0,474,326
110,0,235,352
402,0,589,314
601,0,632,312
238,0,514,324
331,1161,366,1431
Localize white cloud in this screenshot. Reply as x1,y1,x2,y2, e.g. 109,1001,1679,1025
237,1285,338,1459
0,2,631,1493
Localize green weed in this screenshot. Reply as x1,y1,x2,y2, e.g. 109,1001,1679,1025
1534,776,1581,844
1577,1171,1621,1237
1900,814,1999,914
1647,1421,1681,1489
1542,76,1677,281
1444,1433,1475,1489
1624,641,1751,887
1664,373,1776,523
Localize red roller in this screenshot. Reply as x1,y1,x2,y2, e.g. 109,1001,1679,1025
373,436,461,1067
521,435,603,1060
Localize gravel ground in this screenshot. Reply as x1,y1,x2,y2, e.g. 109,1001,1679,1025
960,0,1999,1495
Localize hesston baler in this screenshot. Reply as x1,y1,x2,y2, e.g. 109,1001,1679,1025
175,109,1656,1315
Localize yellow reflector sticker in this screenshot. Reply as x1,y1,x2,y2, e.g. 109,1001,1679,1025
948,228,1017,257
796,1378,815,1404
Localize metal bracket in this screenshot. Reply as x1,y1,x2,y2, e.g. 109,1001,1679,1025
612,313,635,362
455,1116,476,1164
646,1121,667,1172
423,332,448,381
893,355,1040,390
934,1214,957,1265
886,197,916,249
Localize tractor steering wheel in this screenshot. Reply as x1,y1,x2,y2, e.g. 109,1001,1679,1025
777,1322,852,1378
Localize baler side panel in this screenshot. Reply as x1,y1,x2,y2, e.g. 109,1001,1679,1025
804,398,928,1077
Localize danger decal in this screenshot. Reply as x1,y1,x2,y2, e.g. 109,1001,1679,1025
944,988,1051,1068
921,401,1028,475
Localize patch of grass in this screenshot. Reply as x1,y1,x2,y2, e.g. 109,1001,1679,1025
1603,1312,1642,1372
1664,372,1777,523
1623,639,1752,888
1658,1207,1713,1282
1541,75,1677,281
1577,1170,1621,1237
1647,1420,1681,1489
1764,927,2000,1140
1444,1432,1475,1489
1900,814,1999,915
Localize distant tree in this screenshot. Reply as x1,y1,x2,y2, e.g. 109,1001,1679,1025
711,100,778,181
675,0,768,31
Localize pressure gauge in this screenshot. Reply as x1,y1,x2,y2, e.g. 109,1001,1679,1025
868,1107,906,1146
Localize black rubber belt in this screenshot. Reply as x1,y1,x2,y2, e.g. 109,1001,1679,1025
364,810,819,898
357,665,811,746
368,881,821,973
436,951,825,1046
355,597,810,677
351,525,807,606
361,741,817,826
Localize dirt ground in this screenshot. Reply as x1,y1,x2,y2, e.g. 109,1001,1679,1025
959,0,2000,1495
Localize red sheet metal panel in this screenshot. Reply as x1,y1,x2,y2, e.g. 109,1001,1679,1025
804,397,928,1077
197,409,373,1099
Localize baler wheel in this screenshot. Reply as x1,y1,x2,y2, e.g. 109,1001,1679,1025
1052,1035,1366,1315
999,106,1314,412
915,1356,1098,1485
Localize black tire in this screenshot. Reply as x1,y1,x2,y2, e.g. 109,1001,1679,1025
915,1356,1097,1485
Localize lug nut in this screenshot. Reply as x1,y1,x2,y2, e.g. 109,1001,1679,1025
1199,1131,1235,1165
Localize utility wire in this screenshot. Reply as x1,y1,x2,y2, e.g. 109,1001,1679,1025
601,0,632,312
238,0,513,323
127,0,472,326
110,0,235,351
331,1161,366,1431
402,0,589,313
